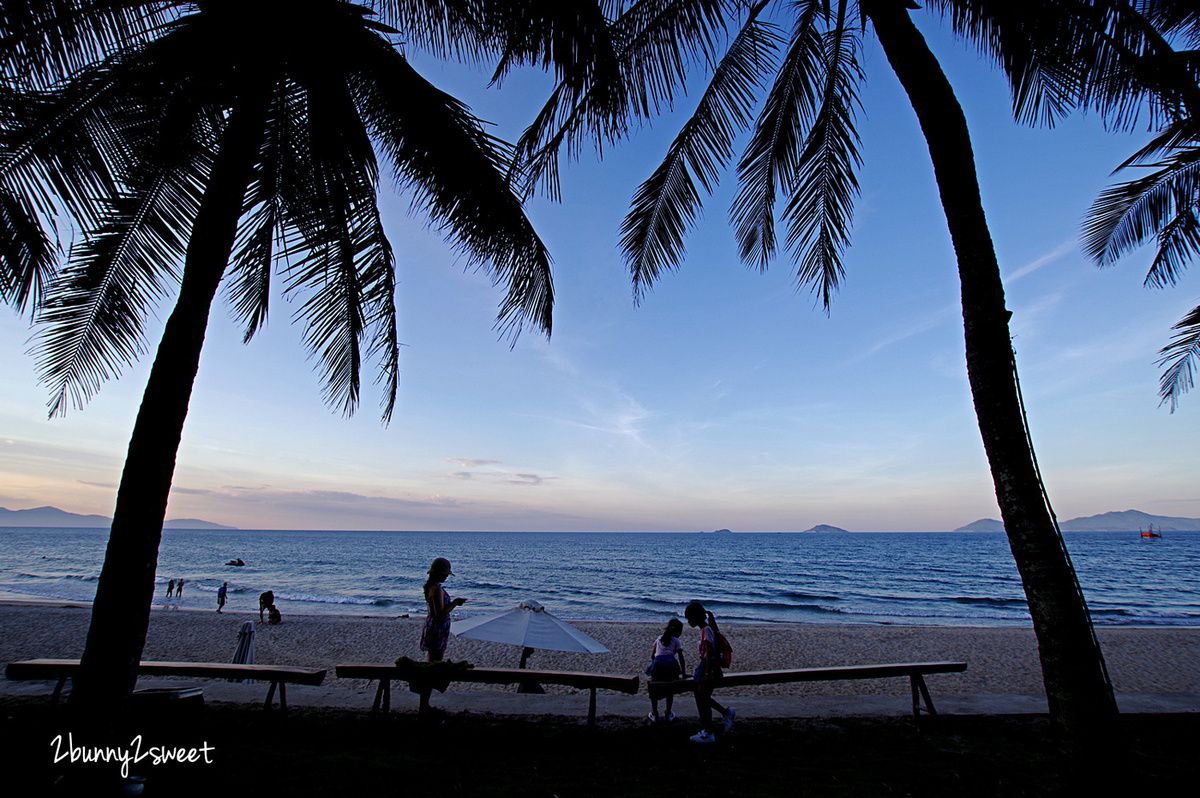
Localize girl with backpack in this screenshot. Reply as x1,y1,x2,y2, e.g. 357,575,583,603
684,601,735,743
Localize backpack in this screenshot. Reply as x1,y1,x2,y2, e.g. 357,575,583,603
711,629,732,668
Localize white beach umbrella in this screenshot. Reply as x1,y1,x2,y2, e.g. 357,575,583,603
450,599,609,654
231,620,255,683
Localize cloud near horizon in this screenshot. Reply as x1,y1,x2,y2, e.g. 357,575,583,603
445,458,502,468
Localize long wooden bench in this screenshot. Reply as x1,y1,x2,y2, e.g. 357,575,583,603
5,658,326,715
647,661,968,721
336,662,639,727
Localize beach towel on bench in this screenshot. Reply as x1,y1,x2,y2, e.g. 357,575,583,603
394,656,474,694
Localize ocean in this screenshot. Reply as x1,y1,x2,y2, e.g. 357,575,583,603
1,528,1197,627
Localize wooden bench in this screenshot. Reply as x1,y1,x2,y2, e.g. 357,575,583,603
336,662,640,727
5,658,327,715
647,661,968,721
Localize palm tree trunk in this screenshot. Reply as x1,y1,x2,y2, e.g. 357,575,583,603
864,0,1120,753
69,88,270,733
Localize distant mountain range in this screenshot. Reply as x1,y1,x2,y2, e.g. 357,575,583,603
0,505,236,530
954,509,1200,533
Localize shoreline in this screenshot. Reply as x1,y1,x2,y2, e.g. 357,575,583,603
3,601,1200,707
4,593,1199,631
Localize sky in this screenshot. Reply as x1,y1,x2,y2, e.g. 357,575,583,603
1,14,1197,533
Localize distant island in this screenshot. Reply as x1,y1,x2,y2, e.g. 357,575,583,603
0,505,237,530
707,528,734,534
954,518,1007,533
802,524,849,534
954,509,1200,533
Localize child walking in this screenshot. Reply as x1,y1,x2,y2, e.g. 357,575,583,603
645,618,686,723
685,601,734,743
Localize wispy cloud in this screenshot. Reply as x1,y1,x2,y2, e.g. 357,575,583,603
506,473,545,486
573,393,652,446
441,462,550,487
1004,237,1078,283
851,238,1081,363
169,486,216,496
445,458,501,469
852,302,959,362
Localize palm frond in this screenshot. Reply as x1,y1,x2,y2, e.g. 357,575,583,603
513,0,736,200
33,167,204,416
0,66,132,244
357,206,400,422
32,83,214,416
0,187,55,312
1143,0,1200,47
780,19,863,308
1082,141,1200,274
486,0,622,94
286,187,398,420
1157,301,1200,411
0,0,176,90
622,3,781,299
926,0,1076,126
1147,187,1200,288
224,80,310,343
928,0,1200,130
273,67,402,420
355,35,553,338
373,0,490,60
731,7,826,271
225,197,280,343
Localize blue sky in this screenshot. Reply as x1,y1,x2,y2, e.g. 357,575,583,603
1,15,1197,532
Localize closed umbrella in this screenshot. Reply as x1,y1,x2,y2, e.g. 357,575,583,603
450,599,609,654
231,620,255,683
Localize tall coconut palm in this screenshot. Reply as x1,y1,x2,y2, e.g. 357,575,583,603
1,0,553,731
512,0,1133,750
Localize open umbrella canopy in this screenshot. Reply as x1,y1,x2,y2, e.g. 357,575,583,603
450,600,609,654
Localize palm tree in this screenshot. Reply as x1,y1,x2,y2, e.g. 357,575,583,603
1,0,553,731
512,0,1130,750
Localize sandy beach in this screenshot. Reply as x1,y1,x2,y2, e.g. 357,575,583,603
3,599,1199,715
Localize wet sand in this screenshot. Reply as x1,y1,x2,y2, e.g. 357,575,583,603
3,601,1199,703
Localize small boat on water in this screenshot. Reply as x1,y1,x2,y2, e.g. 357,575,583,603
1140,526,1163,539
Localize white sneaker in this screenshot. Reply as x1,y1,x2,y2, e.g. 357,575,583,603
689,730,715,744
647,711,659,723
665,711,676,723
723,708,736,733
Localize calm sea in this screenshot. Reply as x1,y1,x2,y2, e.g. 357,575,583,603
1,528,1197,627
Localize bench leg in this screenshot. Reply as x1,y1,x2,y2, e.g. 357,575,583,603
588,687,597,729
51,676,69,703
263,680,289,715
910,675,938,723
370,679,391,713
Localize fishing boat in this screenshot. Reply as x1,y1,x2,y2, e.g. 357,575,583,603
1140,525,1163,539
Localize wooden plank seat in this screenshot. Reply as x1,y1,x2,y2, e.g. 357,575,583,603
5,658,326,715
647,661,968,721
336,662,640,727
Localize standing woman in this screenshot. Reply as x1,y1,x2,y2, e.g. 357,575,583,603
684,601,735,743
418,557,466,717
